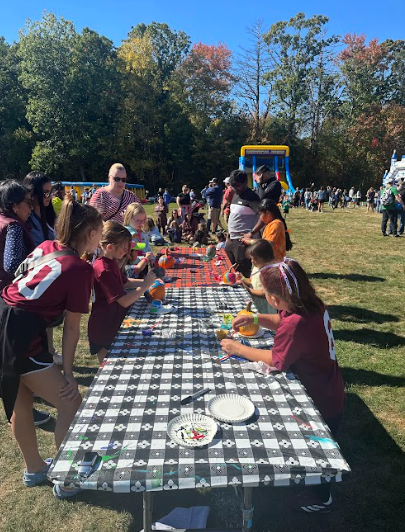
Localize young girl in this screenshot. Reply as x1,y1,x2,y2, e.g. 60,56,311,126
181,213,195,243
88,221,157,363
147,217,166,246
238,240,276,314
0,199,103,498
221,258,344,512
123,203,152,253
215,231,226,250
125,242,153,279
168,221,182,243
155,196,168,234
242,199,292,261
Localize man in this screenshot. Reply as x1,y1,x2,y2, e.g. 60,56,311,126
225,170,260,277
163,188,172,206
397,181,405,235
222,176,234,223
381,178,399,237
52,183,66,216
205,178,224,233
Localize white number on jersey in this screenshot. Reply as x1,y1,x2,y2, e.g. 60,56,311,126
16,248,62,300
323,310,336,361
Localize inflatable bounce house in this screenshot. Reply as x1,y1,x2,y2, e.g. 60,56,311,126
383,150,405,185
239,145,295,194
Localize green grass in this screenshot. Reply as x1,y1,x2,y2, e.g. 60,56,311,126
1,204,404,532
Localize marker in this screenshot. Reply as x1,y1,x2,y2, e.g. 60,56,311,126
180,388,211,405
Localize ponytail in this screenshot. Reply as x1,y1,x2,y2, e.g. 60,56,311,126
55,198,102,248
258,199,293,251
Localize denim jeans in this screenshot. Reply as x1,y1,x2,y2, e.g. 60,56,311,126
381,210,398,235
399,211,405,234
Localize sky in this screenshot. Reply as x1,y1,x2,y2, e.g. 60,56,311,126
1,0,404,53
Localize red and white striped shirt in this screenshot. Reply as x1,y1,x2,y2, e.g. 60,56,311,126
89,188,140,223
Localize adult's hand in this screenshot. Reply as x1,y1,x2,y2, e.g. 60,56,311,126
241,236,254,246
59,374,80,401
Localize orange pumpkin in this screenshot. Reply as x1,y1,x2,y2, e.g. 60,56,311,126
158,251,175,269
237,301,259,336
149,279,166,300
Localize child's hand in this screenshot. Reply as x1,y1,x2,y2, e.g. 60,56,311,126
232,314,253,332
144,270,157,289
235,272,244,284
145,252,153,262
220,339,243,356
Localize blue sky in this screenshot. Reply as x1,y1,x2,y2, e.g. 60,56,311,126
1,0,403,52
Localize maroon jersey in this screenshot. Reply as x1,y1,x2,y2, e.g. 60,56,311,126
272,309,344,420
2,240,94,321
88,256,128,348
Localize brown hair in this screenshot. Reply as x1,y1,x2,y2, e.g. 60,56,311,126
55,198,102,248
100,221,131,250
258,199,293,251
246,239,274,264
123,202,148,231
260,259,324,316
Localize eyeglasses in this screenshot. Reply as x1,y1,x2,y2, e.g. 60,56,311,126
110,176,127,183
43,191,52,198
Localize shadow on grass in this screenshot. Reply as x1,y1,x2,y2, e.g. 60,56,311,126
342,367,405,388
309,272,385,282
76,393,404,532
334,328,405,348
328,305,399,324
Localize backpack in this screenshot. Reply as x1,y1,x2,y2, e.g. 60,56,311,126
381,187,395,207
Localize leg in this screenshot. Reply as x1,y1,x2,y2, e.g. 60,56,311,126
381,210,388,234
225,238,236,267
97,348,108,364
242,487,254,532
389,211,398,235
143,491,154,532
46,328,55,355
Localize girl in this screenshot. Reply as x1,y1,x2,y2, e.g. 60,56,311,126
125,242,153,279
242,199,292,261
23,172,56,247
181,213,195,243
88,221,156,363
193,222,210,247
0,199,103,497
221,258,344,513
147,217,166,246
166,209,180,231
123,203,152,253
366,187,375,213
238,240,276,314
215,231,226,250
168,220,182,243
155,196,168,234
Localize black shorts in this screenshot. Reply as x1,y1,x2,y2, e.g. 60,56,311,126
89,341,110,356
20,351,54,376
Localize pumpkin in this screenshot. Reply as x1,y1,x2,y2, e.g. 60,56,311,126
222,266,236,285
158,251,175,269
149,279,166,301
237,301,259,337
206,245,216,258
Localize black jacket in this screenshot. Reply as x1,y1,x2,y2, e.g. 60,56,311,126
257,178,282,203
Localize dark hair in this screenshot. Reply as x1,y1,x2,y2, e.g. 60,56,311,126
229,170,247,187
100,220,131,250
260,259,324,316
0,180,29,215
147,217,155,229
215,231,226,242
55,198,103,248
258,199,293,251
246,239,274,263
23,171,56,237
53,182,65,192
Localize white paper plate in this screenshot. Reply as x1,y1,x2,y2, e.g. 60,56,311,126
207,394,255,423
148,305,176,315
167,414,218,448
236,326,265,339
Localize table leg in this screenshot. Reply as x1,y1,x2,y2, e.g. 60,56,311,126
143,491,154,532
242,487,254,532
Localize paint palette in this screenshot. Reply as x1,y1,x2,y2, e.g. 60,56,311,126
167,414,218,448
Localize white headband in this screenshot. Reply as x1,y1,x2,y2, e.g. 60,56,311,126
254,258,300,298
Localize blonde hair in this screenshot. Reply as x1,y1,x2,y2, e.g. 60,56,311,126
100,221,131,251
123,202,148,231
109,162,126,174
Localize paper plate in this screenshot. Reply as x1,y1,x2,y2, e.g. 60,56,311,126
207,394,255,423
148,305,176,315
236,326,265,339
167,414,218,448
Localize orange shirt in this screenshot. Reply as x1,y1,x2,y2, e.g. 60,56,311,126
262,219,286,261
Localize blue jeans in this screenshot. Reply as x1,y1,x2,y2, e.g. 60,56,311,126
399,211,405,234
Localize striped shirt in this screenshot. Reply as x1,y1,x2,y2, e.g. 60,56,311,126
89,188,139,223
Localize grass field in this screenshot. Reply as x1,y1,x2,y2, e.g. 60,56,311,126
0,204,404,532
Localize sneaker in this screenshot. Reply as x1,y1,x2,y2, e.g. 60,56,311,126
286,491,333,513
394,234,400,238
382,233,388,236
53,484,83,499
23,458,53,487
52,351,63,365
33,409,51,426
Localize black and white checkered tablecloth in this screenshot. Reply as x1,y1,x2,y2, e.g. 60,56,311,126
49,286,350,492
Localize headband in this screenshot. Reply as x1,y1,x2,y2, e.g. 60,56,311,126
254,257,300,298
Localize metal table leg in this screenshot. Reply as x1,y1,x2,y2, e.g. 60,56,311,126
242,487,254,532
143,491,154,532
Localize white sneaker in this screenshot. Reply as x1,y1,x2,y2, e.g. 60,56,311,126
52,351,63,365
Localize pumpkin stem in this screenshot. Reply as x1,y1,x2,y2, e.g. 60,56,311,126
246,301,252,312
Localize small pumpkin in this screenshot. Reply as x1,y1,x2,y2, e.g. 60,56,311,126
158,251,175,269
149,279,166,301
222,266,236,285
237,301,259,337
206,245,216,258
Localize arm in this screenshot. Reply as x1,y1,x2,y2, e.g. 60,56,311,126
246,286,266,297
59,311,82,401
176,196,181,208
232,312,281,332
220,339,273,365
244,218,265,239
4,224,26,274
116,271,156,308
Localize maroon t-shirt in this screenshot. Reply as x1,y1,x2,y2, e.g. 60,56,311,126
272,309,345,420
88,257,128,347
2,240,94,357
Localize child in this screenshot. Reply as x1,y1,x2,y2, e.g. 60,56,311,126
125,242,153,279
193,222,210,246
88,221,157,363
282,196,291,217
155,196,168,234
215,231,226,250
238,240,276,314
181,213,195,243
168,220,182,243
221,258,344,513
147,217,166,246
242,199,292,261
123,203,152,253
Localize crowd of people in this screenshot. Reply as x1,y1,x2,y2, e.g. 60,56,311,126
0,162,344,512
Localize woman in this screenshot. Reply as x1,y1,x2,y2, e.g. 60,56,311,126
0,199,103,497
23,172,56,246
166,208,181,231
0,181,34,291
176,185,191,221
89,163,139,223
366,187,375,213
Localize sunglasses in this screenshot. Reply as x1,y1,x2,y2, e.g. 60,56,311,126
43,191,52,198
112,176,127,183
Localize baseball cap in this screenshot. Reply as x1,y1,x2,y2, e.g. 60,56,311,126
386,178,394,184
223,177,230,184
256,165,270,174
211,178,219,184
